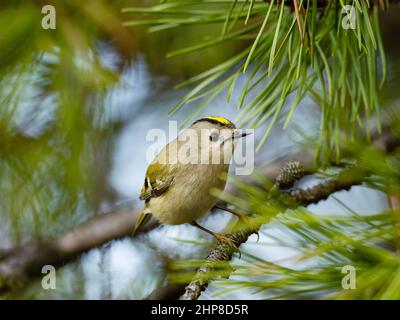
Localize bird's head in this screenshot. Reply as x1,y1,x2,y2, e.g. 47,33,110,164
189,116,250,162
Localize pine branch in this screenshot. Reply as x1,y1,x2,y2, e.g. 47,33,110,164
181,171,360,299
123,0,399,155
0,154,311,293
0,205,159,292
0,132,397,295
146,284,186,300
180,133,399,300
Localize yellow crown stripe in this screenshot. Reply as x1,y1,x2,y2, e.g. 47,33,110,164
203,116,231,126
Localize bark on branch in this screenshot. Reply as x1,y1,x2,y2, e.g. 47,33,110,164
180,173,362,300
0,205,159,291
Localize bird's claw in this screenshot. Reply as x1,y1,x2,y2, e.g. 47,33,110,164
213,233,242,258
214,233,237,248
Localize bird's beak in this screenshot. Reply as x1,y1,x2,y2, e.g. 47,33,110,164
232,131,252,140
223,131,251,144
222,130,252,145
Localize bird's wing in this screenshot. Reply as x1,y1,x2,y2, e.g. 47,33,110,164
139,162,175,201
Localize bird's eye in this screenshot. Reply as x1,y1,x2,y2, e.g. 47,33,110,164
209,132,219,142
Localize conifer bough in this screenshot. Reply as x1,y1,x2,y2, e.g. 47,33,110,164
123,0,399,159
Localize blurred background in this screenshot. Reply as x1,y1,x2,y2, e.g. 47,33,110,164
0,1,400,299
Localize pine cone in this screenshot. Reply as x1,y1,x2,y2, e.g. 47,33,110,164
276,161,305,189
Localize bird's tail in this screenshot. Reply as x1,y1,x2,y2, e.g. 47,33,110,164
132,209,152,237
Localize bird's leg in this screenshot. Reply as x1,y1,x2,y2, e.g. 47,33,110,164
191,221,237,248
214,204,259,242
215,204,247,219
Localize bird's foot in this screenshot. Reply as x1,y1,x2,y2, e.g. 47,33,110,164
191,220,241,257
212,233,242,258
212,233,237,248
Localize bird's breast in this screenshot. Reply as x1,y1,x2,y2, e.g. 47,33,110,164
148,163,229,225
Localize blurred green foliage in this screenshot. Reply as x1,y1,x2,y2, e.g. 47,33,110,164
1,0,400,300
0,0,241,245
123,0,390,160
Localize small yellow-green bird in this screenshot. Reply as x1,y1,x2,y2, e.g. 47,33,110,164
132,116,249,245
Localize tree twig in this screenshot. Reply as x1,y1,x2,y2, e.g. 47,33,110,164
180,173,362,300
146,284,186,300
0,205,159,291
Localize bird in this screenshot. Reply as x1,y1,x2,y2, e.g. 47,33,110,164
132,116,250,246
